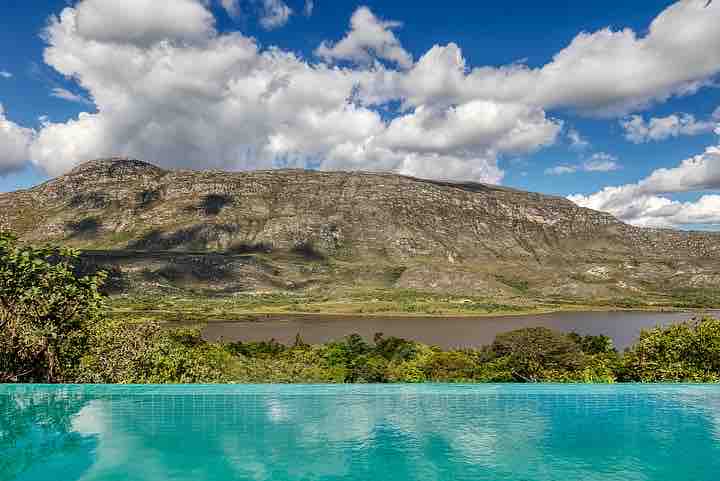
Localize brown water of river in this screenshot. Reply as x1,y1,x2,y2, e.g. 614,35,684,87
200,310,720,350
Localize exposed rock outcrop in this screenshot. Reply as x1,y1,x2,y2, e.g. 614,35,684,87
1,157,718,297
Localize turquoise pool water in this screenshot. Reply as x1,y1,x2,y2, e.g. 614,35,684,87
2,385,720,481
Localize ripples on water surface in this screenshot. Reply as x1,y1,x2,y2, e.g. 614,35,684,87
2,385,720,481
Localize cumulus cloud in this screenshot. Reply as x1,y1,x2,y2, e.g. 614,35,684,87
621,113,717,143
319,101,559,182
573,192,720,228
51,87,92,105
10,0,720,191
25,2,562,183
380,102,559,157
570,144,720,227
389,0,720,116
567,128,590,150
546,152,620,175
545,165,577,175
72,0,215,47
0,104,33,174
258,0,292,30
218,1,292,28
304,0,314,17
583,152,621,172
534,0,720,115
219,0,241,18
315,6,413,69
0,71,11,79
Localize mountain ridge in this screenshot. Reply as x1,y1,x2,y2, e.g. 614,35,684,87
1,157,718,299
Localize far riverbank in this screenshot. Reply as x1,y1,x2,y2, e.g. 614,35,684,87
198,309,720,350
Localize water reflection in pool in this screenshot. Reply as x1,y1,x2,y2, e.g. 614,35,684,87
2,385,720,481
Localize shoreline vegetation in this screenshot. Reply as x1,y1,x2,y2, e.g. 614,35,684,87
2,232,720,385
107,291,717,326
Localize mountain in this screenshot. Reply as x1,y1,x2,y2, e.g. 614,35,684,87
1,157,718,300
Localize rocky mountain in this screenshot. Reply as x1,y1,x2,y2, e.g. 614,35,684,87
1,157,718,299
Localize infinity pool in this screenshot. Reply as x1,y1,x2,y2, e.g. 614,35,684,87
2,385,720,480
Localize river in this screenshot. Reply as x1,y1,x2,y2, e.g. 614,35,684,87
201,309,720,350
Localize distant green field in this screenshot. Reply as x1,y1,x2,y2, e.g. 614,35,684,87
107,287,720,325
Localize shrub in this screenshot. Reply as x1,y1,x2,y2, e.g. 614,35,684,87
227,339,287,358
490,327,587,382
567,332,616,355
352,354,390,382
0,232,106,382
621,318,720,382
421,350,481,382
78,322,239,383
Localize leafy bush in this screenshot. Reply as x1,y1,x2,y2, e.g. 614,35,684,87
227,339,287,358
489,328,586,382
77,322,239,383
621,318,720,382
421,350,482,382
567,332,616,355
0,232,106,382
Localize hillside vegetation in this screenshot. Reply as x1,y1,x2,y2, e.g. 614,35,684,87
0,158,719,307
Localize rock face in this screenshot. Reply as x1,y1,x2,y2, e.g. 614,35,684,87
1,157,719,297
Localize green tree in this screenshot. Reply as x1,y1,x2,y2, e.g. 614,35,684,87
0,232,106,382
621,318,720,382
78,323,238,384
490,327,586,382
567,332,616,355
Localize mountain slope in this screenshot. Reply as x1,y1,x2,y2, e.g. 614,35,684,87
1,158,718,299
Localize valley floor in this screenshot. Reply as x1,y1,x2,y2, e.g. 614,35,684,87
108,288,719,325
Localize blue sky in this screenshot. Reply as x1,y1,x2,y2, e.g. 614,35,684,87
1,0,719,228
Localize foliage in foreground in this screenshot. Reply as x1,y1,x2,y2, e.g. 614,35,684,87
0,233,105,383
621,318,720,382
71,318,720,384
75,325,622,384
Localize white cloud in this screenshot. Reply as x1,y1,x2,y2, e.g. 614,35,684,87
72,0,215,47
304,0,314,17
0,71,11,79
0,104,33,174
567,128,590,150
535,0,720,115
379,102,559,157
219,0,292,27
621,113,716,143
25,3,561,183
573,192,720,228
583,152,620,172
220,0,241,18
545,165,577,175
389,1,720,116
319,101,558,182
258,0,292,30
633,145,720,193
315,6,413,69
51,87,92,105
12,0,720,191
546,152,620,175
570,144,720,227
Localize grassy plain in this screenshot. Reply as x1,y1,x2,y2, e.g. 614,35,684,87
107,287,720,325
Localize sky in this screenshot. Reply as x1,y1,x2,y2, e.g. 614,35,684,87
1,0,720,230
